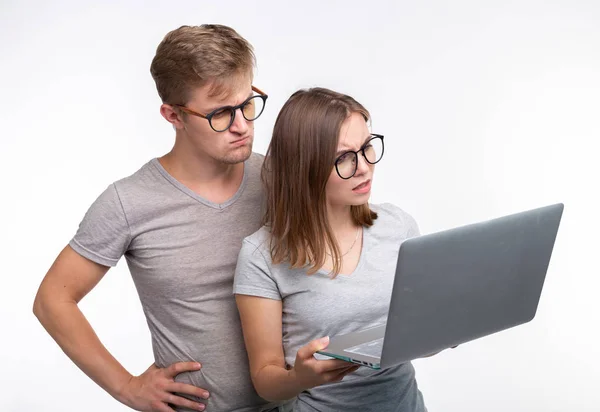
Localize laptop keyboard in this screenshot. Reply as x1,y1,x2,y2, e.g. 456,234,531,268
345,337,384,358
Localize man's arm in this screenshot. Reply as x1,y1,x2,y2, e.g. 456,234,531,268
33,245,208,412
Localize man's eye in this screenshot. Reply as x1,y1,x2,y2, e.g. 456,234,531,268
212,108,231,119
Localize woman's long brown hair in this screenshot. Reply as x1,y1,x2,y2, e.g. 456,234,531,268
262,87,378,277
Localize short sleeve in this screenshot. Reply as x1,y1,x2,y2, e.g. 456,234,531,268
376,202,421,239
69,184,131,267
233,238,281,301
406,213,420,238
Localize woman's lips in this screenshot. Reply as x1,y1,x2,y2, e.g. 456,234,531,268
352,179,371,194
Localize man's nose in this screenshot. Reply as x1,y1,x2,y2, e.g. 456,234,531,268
228,108,249,134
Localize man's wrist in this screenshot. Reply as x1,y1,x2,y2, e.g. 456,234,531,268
112,371,135,406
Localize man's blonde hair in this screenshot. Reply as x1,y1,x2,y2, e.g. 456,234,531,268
150,24,255,105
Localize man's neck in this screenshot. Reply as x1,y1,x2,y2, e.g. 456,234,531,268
158,142,245,204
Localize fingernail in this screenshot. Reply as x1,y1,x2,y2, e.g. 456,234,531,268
203,392,210,399
195,363,202,368
198,404,205,411
320,336,330,345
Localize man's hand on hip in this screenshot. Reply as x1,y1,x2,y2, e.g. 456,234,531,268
119,362,209,412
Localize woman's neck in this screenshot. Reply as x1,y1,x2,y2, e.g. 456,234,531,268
326,203,357,234
323,202,363,275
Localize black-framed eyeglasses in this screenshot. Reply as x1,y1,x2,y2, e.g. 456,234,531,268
172,85,268,132
334,134,384,179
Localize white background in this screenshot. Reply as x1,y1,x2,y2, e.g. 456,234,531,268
1,1,599,411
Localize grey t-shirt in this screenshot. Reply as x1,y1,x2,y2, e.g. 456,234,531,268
233,203,426,412
70,153,277,412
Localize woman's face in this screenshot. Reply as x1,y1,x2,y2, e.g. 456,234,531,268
325,112,377,209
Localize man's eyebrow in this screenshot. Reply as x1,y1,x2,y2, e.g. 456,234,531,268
205,91,255,113
335,134,373,156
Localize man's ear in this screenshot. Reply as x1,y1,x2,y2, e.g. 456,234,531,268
160,104,185,129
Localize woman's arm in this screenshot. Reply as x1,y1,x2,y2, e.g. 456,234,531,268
235,294,359,402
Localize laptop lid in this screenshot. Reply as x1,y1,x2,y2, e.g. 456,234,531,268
380,203,564,368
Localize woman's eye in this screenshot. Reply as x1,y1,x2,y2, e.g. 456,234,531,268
338,153,354,163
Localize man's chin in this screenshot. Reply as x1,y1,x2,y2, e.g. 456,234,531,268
221,145,253,165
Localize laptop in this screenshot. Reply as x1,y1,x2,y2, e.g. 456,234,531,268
315,203,564,369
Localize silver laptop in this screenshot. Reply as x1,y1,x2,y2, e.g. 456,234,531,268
316,203,564,369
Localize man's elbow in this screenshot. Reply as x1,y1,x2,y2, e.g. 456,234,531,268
32,288,48,322
33,286,59,324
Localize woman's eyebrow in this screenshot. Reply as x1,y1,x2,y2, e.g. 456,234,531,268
335,134,372,156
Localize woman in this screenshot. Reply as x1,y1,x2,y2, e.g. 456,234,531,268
233,88,426,411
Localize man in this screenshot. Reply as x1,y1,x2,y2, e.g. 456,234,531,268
33,24,283,412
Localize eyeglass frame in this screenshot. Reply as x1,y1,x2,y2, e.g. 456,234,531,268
334,134,385,180
172,85,268,132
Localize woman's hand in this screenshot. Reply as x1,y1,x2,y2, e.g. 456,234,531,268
291,337,359,390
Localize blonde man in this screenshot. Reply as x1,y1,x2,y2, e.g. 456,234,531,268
33,25,283,412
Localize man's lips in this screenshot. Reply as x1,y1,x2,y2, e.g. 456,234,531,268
230,136,250,145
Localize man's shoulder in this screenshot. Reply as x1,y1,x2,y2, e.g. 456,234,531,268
246,152,265,173
112,158,160,190
239,152,265,200
250,151,265,162
105,159,171,215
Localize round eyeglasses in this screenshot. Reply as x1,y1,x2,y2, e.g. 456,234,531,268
334,134,384,179
173,86,268,132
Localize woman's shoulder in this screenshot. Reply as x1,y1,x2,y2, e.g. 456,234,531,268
369,202,420,238
241,225,273,255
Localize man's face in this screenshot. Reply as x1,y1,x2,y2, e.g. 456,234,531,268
164,76,256,165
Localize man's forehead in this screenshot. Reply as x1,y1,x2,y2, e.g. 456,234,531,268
190,77,252,107
208,82,253,103
210,72,253,96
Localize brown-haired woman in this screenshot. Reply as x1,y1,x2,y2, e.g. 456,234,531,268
234,88,427,412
